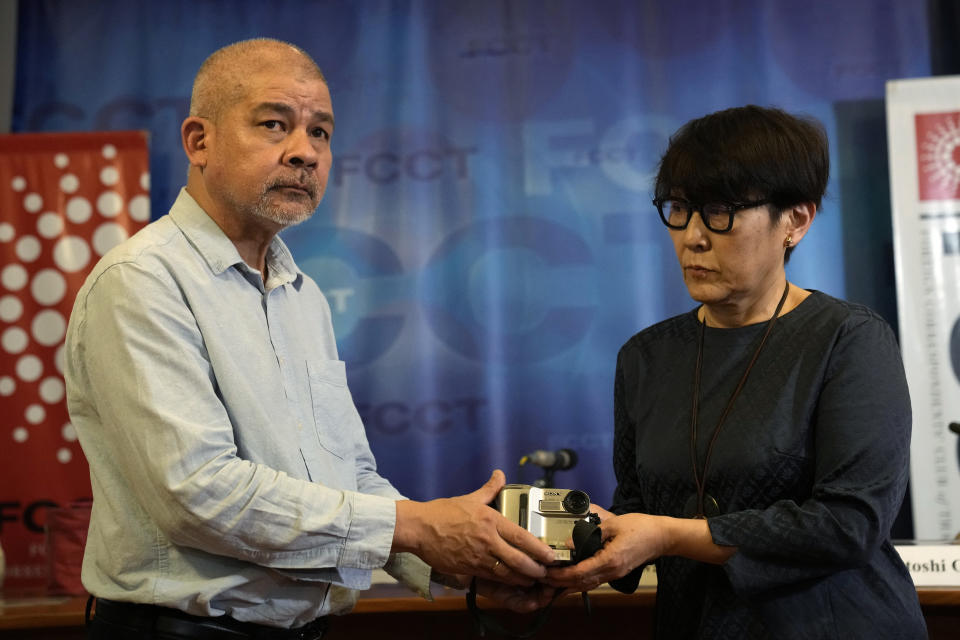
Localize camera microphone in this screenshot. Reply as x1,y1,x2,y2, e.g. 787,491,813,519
519,448,578,471
949,422,960,435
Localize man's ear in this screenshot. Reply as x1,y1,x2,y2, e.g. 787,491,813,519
181,116,210,168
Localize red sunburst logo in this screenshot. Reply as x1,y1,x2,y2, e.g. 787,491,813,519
916,111,960,201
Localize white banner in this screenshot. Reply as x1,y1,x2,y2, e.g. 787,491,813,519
886,77,960,540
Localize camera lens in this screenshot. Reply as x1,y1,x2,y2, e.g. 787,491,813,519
562,490,589,514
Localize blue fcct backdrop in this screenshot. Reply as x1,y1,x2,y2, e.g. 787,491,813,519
13,0,931,504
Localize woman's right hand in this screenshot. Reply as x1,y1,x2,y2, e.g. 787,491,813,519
545,512,736,591
545,512,667,591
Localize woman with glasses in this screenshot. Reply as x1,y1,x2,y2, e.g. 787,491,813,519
546,105,926,638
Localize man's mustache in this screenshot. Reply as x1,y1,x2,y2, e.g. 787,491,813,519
263,173,320,200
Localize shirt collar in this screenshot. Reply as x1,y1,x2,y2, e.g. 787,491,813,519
168,188,303,287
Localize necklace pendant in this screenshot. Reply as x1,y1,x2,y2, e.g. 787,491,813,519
683,493,721,519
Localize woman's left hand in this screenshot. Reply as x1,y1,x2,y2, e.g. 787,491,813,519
434,573,562,612
543,512,667,590
474,578,563,612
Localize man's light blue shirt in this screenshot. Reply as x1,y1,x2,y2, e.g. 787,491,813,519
65,189,429,628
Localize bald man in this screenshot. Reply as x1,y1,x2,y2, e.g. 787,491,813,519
65,39,555,640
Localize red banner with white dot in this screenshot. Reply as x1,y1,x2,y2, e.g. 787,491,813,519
0,131,149,591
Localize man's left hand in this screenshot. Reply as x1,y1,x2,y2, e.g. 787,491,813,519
474,579,562,613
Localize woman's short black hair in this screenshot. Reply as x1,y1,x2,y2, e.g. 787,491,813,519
654,104,829,218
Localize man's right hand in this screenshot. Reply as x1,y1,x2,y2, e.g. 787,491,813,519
393,470,555,585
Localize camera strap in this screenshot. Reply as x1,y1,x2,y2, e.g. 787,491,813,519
465,517,603,637
571,518,602,561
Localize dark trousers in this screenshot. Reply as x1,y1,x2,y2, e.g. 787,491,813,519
87,598,330,640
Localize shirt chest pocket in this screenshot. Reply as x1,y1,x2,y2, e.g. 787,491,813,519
306,359,362,461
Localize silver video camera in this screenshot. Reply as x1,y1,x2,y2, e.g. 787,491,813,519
495,483,595,565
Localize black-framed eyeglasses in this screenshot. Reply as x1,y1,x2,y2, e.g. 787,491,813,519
653,198,770,233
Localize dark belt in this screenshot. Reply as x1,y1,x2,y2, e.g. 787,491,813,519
92,598,330,640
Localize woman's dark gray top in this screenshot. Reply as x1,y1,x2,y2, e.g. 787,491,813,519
612,291,927,639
